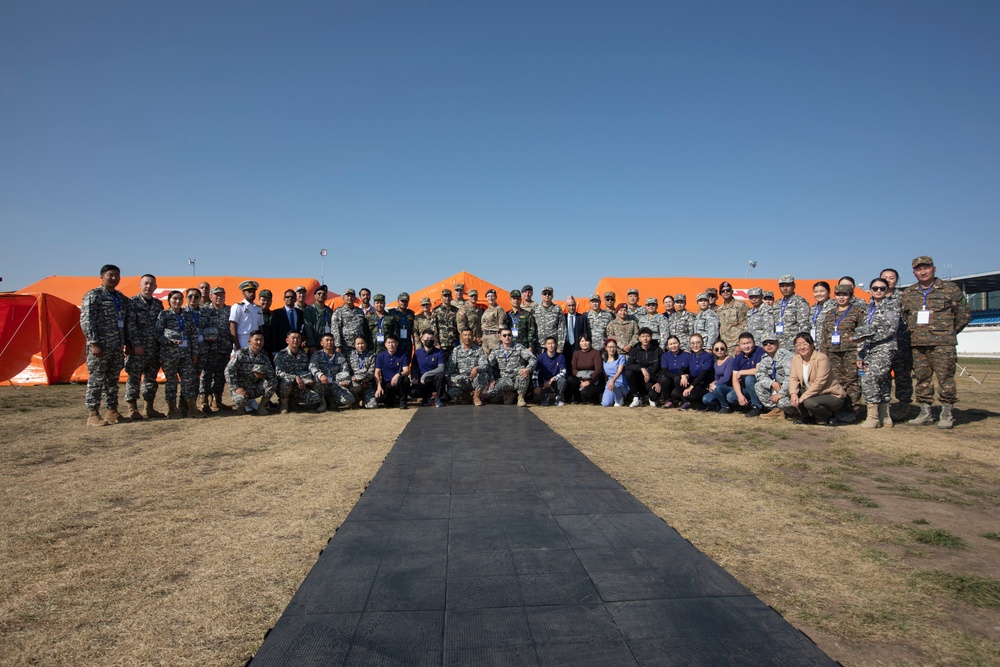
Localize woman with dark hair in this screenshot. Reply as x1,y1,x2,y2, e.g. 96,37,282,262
702,340,737,413
601,338,629,407
788,332,846,426
856,277,899,428
568,335,605,405
677,333,713,410
811,281,835,341
156,290,205,419
657,335,691,408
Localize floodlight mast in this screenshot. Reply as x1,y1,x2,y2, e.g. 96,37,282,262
187,258,196,276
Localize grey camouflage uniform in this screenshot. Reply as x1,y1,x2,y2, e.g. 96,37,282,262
856,299,898,404
124,294,163,403
156,309,201,402
199,303,231,396
809,300,837,341
81,285,137,411
274,347,321,405
693,309,720,347
309,349,356,407
884,288,912,403
755,348,793,410
745,305,774,348
446,344,489,398
224,347,276,408
346,349,378,408
332,305,371,351
484,343,536,399
587,309,614,351
534,303,566,351
668,310,697,350
774,294,811,351
636,310,669,346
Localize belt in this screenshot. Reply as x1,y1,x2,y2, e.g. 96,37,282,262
483,330,499,335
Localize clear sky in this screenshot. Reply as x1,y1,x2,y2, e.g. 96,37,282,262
2,1,998,297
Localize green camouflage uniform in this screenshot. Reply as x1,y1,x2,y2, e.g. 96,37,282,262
274,347,321,405
856,299,898,404
415,311,436,343
309,349,356,407
534,303,566,350
332,304,371,351
587,308,614,351
124,294,163,403
224,347,276,408
693,309,720,347
346,349,378,408
668,310,697,350
484,343,537,399
367,310,401,356
717,299,749,352
508,307,540,354
446,344,490,398
480,306,510,355
819,305,865,406
156,309,201,402
900,278,971,405
605,318,639,350
456,304,483,341
303,303,334,350
433,304,460,354
755,348,793,410
82,285,137,411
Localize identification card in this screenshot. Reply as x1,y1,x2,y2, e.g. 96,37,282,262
917,310,930,325
376,334,385,343
775,323,784,334
117,316,125,330
831,331,841,345
179,338,189,349
512,327,519,338
323,325,331,334
400,328,408,339
810,327,816,340
198,332,204,344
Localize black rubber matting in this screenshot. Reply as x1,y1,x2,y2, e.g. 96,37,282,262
250,406,837,666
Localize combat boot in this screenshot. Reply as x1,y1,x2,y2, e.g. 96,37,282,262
473,389,483,406
86,409,107,426
878,402,892,428
167,398,181,419
280,398,290,414
123,400,143,421
143,399,166,419
104,408,121,425
938,404,954,430
199,393,213,415
908,402,933,426
860,404,880,429
316,396,327,413
256,398,270,416
214,392,234,411
517,394,527,407
186,398,206,418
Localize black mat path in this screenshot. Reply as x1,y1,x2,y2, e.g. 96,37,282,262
250,406,837,667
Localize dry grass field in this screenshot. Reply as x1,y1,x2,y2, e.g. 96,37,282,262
0,360,998,666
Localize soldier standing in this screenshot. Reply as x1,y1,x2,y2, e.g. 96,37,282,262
156,290,205,419
184,288,209,415
485,327,537,406
520,285,537,317
332,288,371,353
856,277,899,429
881,268,913,418
587,294,614,351
534,287,567,354
274,331,321,413
716,281,748,353
367,294,400,355
258,289,276,357
202,286,233,413
606,303,639,352
225,330,276,415
508,289,540,354
900,256,971,429
668,294,697,350
819,284,865,418
433,288,460,358
774,275,811,352
229,281,265,351
446,328,489,405
480,289,510,355
693,293,721,348
625,289,643,321
452,283,468,310
456,289,483,345
389,292,416,361
309,333,356,412
123,274,164,420
414,298,437,345
745,288,774,349
303,285,333,355
81,264,137,426
636,298,668,348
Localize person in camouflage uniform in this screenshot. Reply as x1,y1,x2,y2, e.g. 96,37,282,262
433,288,460,357
456,288,483,345
586,294,614,351
345,335,378,408
200,287,234,413
446,328,489,404
156,290,205,419
635,298,668,348
414,297,437,345
303,285,334,353
668,294,697,351
332,288,371,353
225,330,276,415
838,277,870,312
716,281,748,353
179,288,209,417
484,328,537,406
274,331,321,413
693,293,721,347
309,333,356,411
519,285,537,317
389,292,417,361
452,283,468,310
745,288,774,348
809,282,837,341
606,303,639,352
818,284,865,414
855,277,899,428
625,288,643,321
123,274,164,420
480,289,510,355
534,287,566,353
881,268,913,414
755,336,794,418
762,290,775,308
367,294,401,356
775,275,811,352
900,256,971,429
508,289,540,354
81,264,138,426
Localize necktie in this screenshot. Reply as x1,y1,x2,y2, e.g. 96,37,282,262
568,315,575,345
290,308,296,330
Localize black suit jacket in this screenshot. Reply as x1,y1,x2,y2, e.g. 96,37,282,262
270,307,307,355
563,311,592,354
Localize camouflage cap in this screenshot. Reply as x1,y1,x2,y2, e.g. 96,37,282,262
454,283,465,290
912,255,934,268
509,289,522,298
521,285,533,292
834,284,853,295
343,288,356,297
252,364,267,375
604,291,616,299
747,287,763,297
762,290,774,298
468,289,478,296
541,286,554,294
295,285,307,292
627,288,639,296
419,297,431,306
674,294,686,301
441,288,452,297
778,275,795,284
398,292,410,300
705,288,718,296
485,288,497,296
238,280,258,291
259,289,272,298
211,286,226,295
696,292,709,301
373,293,386,301
761,333,779,344
645,297,658,305
589,294,601,301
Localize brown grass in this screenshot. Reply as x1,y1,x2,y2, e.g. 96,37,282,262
537,362,1000,667
0,387,411,666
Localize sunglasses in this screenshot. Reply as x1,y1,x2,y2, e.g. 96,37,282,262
501,333,512,338
870,286,887,292
713,347,726,352
721,289,733,294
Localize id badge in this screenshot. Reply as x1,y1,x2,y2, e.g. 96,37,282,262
775,323,784,334
831,331,841,345
512,327,519,338
400,328,408,339
323,325,331,334
179,338,189,349
117,316,125,330
377,334,385,343
810,327,816,340
917,309,930,325
198,332,204,344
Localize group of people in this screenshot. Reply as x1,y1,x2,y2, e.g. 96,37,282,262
81,256,970,429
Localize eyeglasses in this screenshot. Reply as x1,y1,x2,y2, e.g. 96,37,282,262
501,333,512,337
870,286,887,292
713,347,726,352
721,289,733,294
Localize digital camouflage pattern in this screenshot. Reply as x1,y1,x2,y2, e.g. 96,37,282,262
156,309,201,402
332,305,371,351
636,310,669,345
717,299,749,351
856,299,898,403
309,350,356,407
774,294,811,351
456,303,484,341
745,305,774,348
668,310,697,350
81,285,137,410
485,343,537,399
446,344,490,398
587,308,614,351
346,349,378,408
224,347,276,408
901,278,970,405
820,304,865,405
199,303,231,396
124,294,164,403
883,288,912,403
274,347,321,405
755,347,793,410
693,309,720,347
809,299,837,341
605,317,639,350
534,303,566,350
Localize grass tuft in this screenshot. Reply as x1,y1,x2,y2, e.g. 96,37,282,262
912,528,967,548
915,571,1000,608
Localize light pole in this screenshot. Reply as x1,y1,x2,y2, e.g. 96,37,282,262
187,258,196,276
747,260,757,278
320,248,327,285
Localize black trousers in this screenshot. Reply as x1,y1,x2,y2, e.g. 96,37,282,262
566,375,602,404
378,376,411,407
626,370,660,402
411,372,446,401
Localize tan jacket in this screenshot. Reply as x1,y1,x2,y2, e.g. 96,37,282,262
789,350,847,402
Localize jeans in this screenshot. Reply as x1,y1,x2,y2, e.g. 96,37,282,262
739,376,764,409
702,385,737,410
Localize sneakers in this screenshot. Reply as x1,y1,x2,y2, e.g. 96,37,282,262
661,401,674,409
629,396,642,408
434,397,444,408
555,399,565,407
677,401,691,411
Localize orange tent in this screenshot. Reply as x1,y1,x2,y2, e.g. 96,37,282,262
591,276,869,307
386,271,511,311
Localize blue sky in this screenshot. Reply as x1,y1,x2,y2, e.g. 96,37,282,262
2,1,997,297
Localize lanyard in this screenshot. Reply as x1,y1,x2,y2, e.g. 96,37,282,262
812,303,822,324
322,351,337,376
109,290,121,313
175,311,186,331
921,285,934,308
833,308,851,331
779,297,790,322
353,351,369,368
376,315,385,332
867,301,877,325
771,359,778,380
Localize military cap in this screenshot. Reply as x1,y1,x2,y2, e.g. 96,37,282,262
314,284,328,293
542,286,554,294
522,285,534,292
252,364,267,375
454,283,465,290
259,289,272,298
373,293,386,301
419,297,431,306
604,291,616,299
747,287,763,297
398,292,410,300
616,303,628,311
912,255,934,268
778,275,795,284
468,289,478,296
509,289,522,298
589,294,601,302
762,290,774,298
211,286,226,295
719,281,733,291
441,288,452,297
696,293,709,302
706,288,718,296
295,285,307,292
674,294,686,302
485,288,497,297
834,284,853,296
343,288,356,296
627,288,639,296
238,280,258,291
761,334,779,344
645,297,658,305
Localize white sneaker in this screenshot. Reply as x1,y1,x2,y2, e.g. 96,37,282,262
555,399,565,407
614,401,623,408
629,397,641,408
